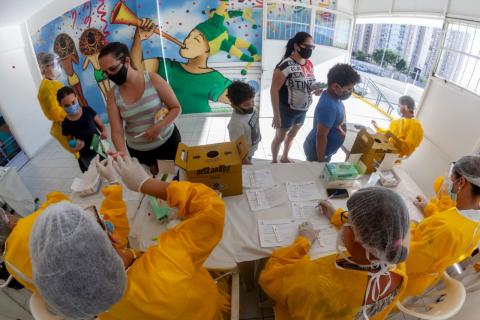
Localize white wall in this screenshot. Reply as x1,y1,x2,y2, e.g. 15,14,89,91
0,25,51,158
402,77,480,195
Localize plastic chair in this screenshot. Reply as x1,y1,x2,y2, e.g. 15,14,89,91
397,272,466,320
29,292,64,320
0,274,12,289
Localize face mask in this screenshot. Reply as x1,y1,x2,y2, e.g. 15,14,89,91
339,89,353,101
448,179,459,202
298,47,313,59
108,64,128,85
64,103,80,115
335,224,393,320
236,107,254,115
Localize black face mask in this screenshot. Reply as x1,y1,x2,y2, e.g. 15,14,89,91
108,64,128,85
298,47,313,59
339,90,353,101
235,106,254,114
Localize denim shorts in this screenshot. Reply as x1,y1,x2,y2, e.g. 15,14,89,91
279,105,307,130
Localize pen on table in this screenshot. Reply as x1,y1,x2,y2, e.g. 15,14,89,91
316,191,339,208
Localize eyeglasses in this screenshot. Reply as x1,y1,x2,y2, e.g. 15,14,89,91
301,44,316,50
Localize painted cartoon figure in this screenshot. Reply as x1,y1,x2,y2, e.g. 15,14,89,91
54,33,89,107
111,1,261,114
79,28,110,101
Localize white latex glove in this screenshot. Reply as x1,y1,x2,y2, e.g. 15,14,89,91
413,195,428,210
318,199,336,220
298,221,319,244
113,155,151,192
96,156,119,184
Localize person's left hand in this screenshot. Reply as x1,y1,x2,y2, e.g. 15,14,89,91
96,156,119,184
298,221,319,244
100,129,108,140
313,88,324,96
143,123,163,140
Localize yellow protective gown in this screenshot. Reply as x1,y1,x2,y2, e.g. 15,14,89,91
404,207,480,298
259,237,408,320
3,185,129,292
99,181,229,320
37,78,78,158
377,118,423,157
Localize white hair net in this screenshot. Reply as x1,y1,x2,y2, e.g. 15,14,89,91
30,202,126,319
346,187,410,264
453,155,480,188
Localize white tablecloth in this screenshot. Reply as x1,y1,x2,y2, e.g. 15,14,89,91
131,162,425,269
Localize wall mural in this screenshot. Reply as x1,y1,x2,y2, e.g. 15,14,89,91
31,0,263,117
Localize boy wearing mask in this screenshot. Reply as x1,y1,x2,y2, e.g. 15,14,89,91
59,86,108,172
227,81,261,164
303,64,360,162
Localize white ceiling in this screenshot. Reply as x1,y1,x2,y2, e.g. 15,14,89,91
0,0,55,28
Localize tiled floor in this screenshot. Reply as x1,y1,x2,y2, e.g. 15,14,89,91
12,96,397,320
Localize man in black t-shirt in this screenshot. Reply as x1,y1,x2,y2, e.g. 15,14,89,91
57,86,108,172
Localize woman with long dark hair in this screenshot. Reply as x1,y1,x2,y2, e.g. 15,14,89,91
99,42,181,174
270,32,320,163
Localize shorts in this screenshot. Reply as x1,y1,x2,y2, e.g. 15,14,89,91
127,125,181,167
279,105,307,130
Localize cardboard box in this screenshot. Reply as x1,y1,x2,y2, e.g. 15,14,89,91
350,129,398,174
175,136,249,196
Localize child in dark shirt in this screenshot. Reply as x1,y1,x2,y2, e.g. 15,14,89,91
58,86,108,172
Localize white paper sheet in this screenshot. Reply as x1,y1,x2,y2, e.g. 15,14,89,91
243,168,275,189
291,201,320,219
246,185,286,211
258,218,338,254
286,181,322,202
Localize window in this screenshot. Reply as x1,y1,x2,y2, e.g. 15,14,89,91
266,1,352,50
435,20,480,95
314,10,351,49
266,3,311,41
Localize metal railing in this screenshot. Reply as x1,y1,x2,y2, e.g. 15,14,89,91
355,77,398,117
0,136,22,166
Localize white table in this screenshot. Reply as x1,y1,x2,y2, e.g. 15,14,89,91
130,162,425,268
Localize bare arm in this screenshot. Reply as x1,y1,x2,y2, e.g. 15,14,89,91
316,124,330,162
149,72,181,126
131,29,145,71
270,69,286,127
218,89,231,104
140,178,168,200
106,90,126,154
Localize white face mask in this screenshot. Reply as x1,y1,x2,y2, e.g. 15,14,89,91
335,224,392,320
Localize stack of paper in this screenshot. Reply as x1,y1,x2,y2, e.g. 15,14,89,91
286,181,322,202
246,185,286,211
243,168,275,189
291,201,320,219
257,218,338,254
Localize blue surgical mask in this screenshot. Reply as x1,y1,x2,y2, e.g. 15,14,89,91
64,103,80,115
448,179,458,202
